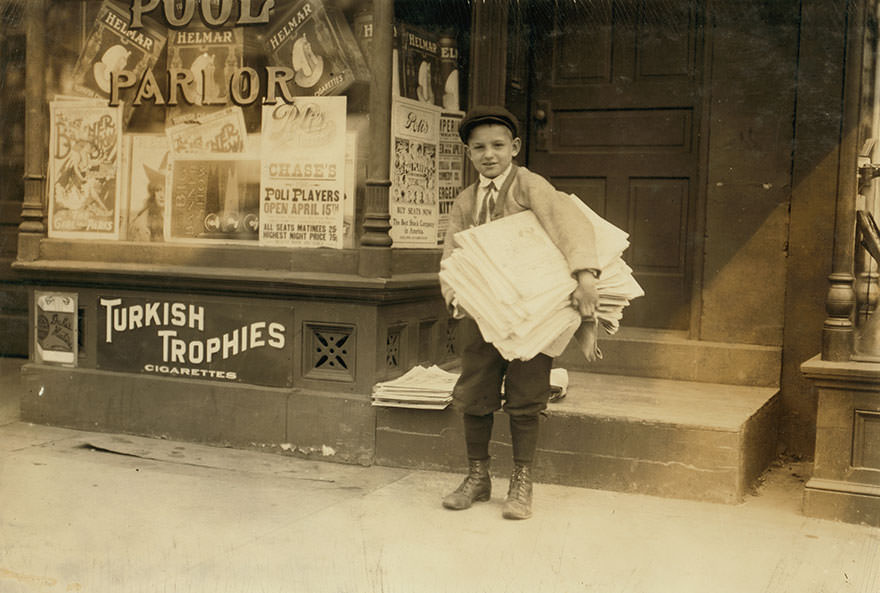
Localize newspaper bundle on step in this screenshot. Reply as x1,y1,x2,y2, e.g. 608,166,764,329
439,194,645,362
371,365,458,409
370,366,571,409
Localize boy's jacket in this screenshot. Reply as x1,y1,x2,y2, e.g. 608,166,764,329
440,164,600,306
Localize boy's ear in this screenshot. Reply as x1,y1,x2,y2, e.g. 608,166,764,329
512,137,522,156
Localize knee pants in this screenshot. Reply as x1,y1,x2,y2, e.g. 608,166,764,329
452,319,552,417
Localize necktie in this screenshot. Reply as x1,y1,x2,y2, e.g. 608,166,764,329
479,181,496,225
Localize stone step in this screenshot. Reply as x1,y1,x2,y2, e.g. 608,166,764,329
375,371,780,504
555,328,781,388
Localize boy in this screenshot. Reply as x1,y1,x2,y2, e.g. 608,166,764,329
440,105,600,520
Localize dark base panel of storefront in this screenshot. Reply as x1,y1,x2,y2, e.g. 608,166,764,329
20,364,378,465
18,268,458,467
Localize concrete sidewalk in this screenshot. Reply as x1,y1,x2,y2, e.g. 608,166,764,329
1,358,879,593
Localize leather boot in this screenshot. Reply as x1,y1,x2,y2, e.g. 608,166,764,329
442,458,491,510
502,464,533,520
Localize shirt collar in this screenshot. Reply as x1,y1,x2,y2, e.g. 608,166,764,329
479,164,512,189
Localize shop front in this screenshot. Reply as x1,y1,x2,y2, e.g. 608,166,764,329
15,0,476,464
16,0,880,517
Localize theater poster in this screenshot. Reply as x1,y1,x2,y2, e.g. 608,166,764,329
389,96,440,248
165,155,262,244
48,101,123,239
166,105,248,155
260,97,347,249
438,111,465,244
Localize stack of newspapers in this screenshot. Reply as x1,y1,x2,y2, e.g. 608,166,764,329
371,365,459,409
371,366,572,409
439,194,644,362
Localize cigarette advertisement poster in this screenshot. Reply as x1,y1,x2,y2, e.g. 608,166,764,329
390,96,440,248
398,24,440,106
48,101,123,239
71,0,166,103
260,98,347,249
166,155,261,244
264,0,369,98
123,134,170,242
96,294,294,387
166,27,244,125
438,111,465,244
35,291,78,367
166,106,248,155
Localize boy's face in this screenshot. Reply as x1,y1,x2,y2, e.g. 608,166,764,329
465,124,521,179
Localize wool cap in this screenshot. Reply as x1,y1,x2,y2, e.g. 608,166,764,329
459,105,520,143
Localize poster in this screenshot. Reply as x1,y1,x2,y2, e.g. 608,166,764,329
343,130,357,249
398,23,440,106
48,101,123,239
165,27,244,125
259,98,347,249
438,111,465,244
70,0,166,105
96,294,293,387
166,155,261,244
389,96,440,248
122,134,170,242
264,0,370,97
438,33,460,111
166,105,248,155
34,291,78,366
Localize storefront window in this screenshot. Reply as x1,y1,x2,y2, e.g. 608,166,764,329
42,0,467,253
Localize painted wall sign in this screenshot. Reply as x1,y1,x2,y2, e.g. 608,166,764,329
96,295,294,387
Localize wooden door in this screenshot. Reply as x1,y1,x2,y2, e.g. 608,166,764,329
527,0,703,330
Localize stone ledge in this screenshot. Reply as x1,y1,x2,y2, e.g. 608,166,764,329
375,371,780,504
801,354,880,387
558,327,781,387
19,364,375,466
803,477,880,527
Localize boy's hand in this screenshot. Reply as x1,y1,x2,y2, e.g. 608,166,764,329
571,270,600,319
449,297,467,320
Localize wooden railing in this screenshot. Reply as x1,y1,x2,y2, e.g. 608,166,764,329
823,0,868,362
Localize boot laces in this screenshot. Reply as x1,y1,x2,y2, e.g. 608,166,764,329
456,461,489,494
509,466,530,500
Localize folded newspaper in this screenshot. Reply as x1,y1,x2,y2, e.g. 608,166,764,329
371,365,458,410
439,194,644,362
371,365,570,409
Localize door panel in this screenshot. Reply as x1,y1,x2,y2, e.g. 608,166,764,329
528,0,702,330
628,179,688,272
555,109,693,151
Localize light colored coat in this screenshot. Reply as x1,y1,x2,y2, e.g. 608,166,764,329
440,164,599,306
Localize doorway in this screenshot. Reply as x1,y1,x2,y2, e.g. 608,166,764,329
525,0,705,330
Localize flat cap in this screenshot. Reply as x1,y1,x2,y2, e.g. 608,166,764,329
459,105,519,143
